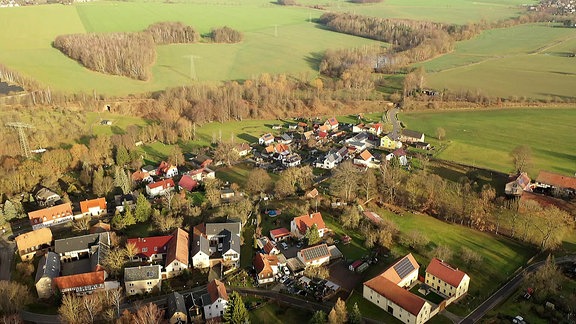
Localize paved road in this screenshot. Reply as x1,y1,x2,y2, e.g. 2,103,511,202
21,311,61,324
459,255,576,324
386,107,401,140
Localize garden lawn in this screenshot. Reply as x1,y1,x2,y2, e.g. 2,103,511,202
249,301,313,323
86,112,149,136
215,163,253,188
323,213,369,261
399,108,576,176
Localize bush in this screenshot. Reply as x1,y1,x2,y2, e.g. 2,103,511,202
210,26,243,43
144,22,200,44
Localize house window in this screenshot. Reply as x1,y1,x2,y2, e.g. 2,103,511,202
129,283,134,287
147,282,152,285
142,248,148,253
130,289,134,293
154,247,157,251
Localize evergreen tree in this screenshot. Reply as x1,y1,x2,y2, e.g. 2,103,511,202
3,200,18,221
115,145,129,167
223,291,249,324
92,166,105,196
134,193,152,223
114,167,131,195
123,202,136,227
328,298,347,324
305,224,321,245
111,209,125,230
348,303,362,324
309,310,327,324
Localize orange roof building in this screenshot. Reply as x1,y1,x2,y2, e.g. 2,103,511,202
536,170,576,191
53,271,106,295
203,279,229,320
15,227,53,261
80,198,107,216
28,203,73,230
290,212,327,238
165,228,190,278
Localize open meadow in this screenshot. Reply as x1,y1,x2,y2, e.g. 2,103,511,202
420,23,576,100
400,108,576,177
0,0,381,95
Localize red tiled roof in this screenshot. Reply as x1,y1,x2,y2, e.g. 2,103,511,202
166,228,189,266
80,198,106,214
90,222,111,234
426,258,467,288
306,188,319,199
536,170,576,190
131,171,150,182
364,275,427,316
263,241,277,254
28,203,73,225
326,117,338,126
207,279,228,303
270,228,290,238
127,235,173,258
53,271,105,290
178,175,198,192
147,179,175,190
293,212,326,235
363,211,382,224
393,148,406,157
254,253,275,278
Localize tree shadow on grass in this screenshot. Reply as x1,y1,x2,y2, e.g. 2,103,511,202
304,51,325,71
238,133,258,143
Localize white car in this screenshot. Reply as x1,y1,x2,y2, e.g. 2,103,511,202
283,267,290,276
280,242,289,250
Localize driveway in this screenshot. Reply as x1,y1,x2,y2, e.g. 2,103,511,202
387,107,401,140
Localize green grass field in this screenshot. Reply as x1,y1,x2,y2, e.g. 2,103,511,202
421,23,576,100
400,108,576,177
249,301,313,323
0,1,381,95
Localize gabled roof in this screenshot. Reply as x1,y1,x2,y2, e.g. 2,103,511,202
426,258,468,288
299,244,330,263
536,170,576,190
28,203,73,225
380,253,419,285
270,227,291,238
35,187,60,201
364,275,428,316
16,227,52,252
179,175,199,192
35,251,60,284
131,170,151,182
207,279,228,303
80,198,106,214
326,117,338,126
261,133,274,141
254,253,279,276
205,222,241,254
147,179,175,190
263,241,277,254
127,235,173,258
359,150,373,161
293,212,326,235
90,221,111,234
393,148,407,157
53,271,105,291
166,228,189,266
124,265,161,282
401,129,424,139
306,188,319,199
54,232,110,255
167,292,187,319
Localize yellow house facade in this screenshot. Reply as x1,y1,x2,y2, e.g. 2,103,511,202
425,258,470,301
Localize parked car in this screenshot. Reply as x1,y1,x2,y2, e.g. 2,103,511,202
283,267,290,276
512,316,526,324
296,241,303,248
280,242,289,250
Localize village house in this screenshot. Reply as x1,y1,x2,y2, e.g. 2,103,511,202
291,212,327,238
254,253,280,284
178,174,199,192
157,161,179,178
164,228,190,278
127,235,173,263
325,117,339,130
306,188,319,199
233,143,251,157
188,167,216,182
535,170,576,197
191,222,241,269
146,179,175,197
399,129,425,143
278,133,293,145
28,202,74,230
363,254,431,324
354,149,379,168
142,165,157,176
425,258,470,301
257,236,281,255
54,232,110,262
269,227,291,242
259,133,275,146
80,197,107,217
167,291,188,324
15,227,52,261
315,147,348,170
124,265,162,296
282,152,302,167
386,148,408,166
505,172,532,196
381,135,403,150
35,252,60,299
35,187,61,207
368,123,384,136
202,279,228,320
297,244,330,267
53,270,108,295
131,170,153,183
345,132,376,152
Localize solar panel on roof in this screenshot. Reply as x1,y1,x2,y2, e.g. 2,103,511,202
393,257,415,279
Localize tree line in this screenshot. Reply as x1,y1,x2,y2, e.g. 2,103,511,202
144,21,201,44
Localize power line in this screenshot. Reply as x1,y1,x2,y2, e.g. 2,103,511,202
5,122,34,158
